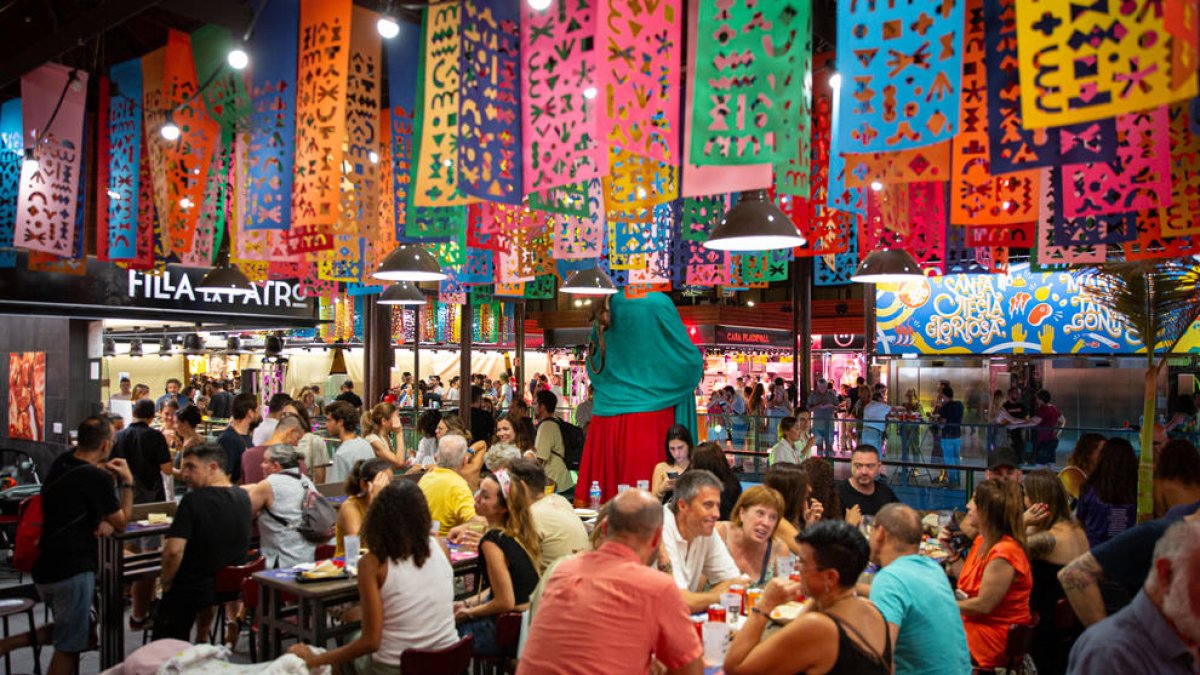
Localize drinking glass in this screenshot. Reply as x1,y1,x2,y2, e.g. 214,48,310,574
636,480,650,491
719,592,741,623
702,622,730,664
344,535,360,572
617,484,631,494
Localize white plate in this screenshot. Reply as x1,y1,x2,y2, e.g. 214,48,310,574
574,508,598,519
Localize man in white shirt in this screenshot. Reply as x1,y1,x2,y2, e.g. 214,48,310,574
861,391,894,450
659,470,745,611
326,401,374,483
252,393,293,447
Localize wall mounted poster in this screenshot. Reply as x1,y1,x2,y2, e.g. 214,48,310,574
7,352,44,441
875,263,1200,355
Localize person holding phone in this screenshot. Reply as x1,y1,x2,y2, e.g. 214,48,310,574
652,425,693,503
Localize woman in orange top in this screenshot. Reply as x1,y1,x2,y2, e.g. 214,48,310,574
956,479,1033,669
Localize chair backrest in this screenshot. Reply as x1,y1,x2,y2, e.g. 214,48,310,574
214,556,266,595
495,611,523,648
242,577,260,614
400,634,473,672
314,543,336,561
1005,614,1039,669
1053,598,1079,632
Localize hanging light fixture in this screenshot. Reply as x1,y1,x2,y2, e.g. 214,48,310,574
181,332,206,355
378,282,428,305
158,335,174,358
264,335,284,358
223,336,250,355
850,248,925,284
128,337,144,358
703,189,806,251
373,244,447,282
160,111,181,141
197,264,255,297
560,267,618,295
227,44,249,70
103,337,117,358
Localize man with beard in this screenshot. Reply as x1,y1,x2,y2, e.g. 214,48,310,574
1066,518,1200,674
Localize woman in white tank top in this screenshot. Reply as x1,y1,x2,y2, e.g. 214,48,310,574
287,481,459,674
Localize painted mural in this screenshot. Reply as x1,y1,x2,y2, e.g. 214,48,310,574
876,263,1200,356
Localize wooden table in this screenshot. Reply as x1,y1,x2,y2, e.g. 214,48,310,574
98,518,172,668
254,549,480,659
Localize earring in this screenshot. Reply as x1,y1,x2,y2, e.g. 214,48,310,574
824,582,830,594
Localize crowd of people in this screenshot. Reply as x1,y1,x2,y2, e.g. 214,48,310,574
26,369,1200,675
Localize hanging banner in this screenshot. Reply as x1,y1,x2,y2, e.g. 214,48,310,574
836,0,965,152
161,30,219,256
459,0,523,204
679,0,771,195
861,182,947,269
141,47,171,254
245,0,298,232
774,2,814,196
798,57,854,259
966,223,1034,248
0,99,21,268
96,78,111,263
1034,167,1105,269
944,225,989,274
1015,0,1199,128
689,0,807,164
290,0,351,254
983,0,1118,173
179,141,225,267
520,0,604,194
338,5,381,241
191,25,252,138
414,3,472,206
1162,102,1200,237
107,59,141,260
1125,210,1200,261
384,17,429,243
950,0,1039,226
552,179,605,259
14,64,88,257
827,62,866,216
844,144,951,188
1061,107,1172,218
814,234,858,287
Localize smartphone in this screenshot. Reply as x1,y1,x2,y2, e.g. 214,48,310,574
667,471,679,479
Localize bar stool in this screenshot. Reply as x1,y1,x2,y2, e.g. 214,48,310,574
210,556,266,646
0,598,39,675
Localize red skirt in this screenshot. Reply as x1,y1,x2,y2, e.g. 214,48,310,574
573,407,676,507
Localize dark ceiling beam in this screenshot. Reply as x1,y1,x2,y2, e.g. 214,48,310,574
0,0,165,89
157,0,253,35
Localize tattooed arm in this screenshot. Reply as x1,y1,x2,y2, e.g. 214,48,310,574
1026,531,1056,562
1057,552,1107,626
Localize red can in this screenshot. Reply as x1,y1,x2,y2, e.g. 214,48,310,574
707,604,726,623
692,616,705,640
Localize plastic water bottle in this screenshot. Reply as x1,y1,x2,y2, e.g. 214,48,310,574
589,481,602,510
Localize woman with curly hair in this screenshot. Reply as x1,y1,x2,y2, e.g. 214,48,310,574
289,481,459,674
455,469,541,656
800,456,843,521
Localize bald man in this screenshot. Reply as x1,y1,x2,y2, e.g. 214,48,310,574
518,490,702,675
867,504,971,675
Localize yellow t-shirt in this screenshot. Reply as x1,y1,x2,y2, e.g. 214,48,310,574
419,467,477,536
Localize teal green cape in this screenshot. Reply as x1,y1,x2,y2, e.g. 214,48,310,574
588,292,704,438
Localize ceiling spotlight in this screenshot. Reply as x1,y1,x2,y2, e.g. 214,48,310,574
223,336,250,354
704,189,806,251
107,189,121,200
583,86,598,99
368,150,380,164
829,73,842,90
264,335,285,358
21,148,37,172
160,112,181,141
103,337,117,358
870,181,883,192
377,15,400,39
128,338,144,358
746,300,755,308
181,332,206,355
528,0,552,10
158,336,174,358
179,197,194,209
227,46,249,70
442,158,453,167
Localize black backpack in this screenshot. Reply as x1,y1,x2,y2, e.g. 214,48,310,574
265,473,337,544
546,417,586,471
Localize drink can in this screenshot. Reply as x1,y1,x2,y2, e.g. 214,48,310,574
747,587,763,611
692,616,705,641
707,604,726,623
729,584,747,615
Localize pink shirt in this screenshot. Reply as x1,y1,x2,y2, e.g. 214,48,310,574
517,542,702,675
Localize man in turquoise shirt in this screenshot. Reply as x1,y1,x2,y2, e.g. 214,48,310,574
868,504,972,675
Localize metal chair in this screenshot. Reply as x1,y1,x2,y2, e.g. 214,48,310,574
471,612,523,675
401,634,473,673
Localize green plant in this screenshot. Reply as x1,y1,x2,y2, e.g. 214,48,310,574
1079,261,1200,521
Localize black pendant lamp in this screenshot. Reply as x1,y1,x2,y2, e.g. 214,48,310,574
703,189,806,251
560,267,618,295
850,248,925,284
373,244,447,282
378,282,428,305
